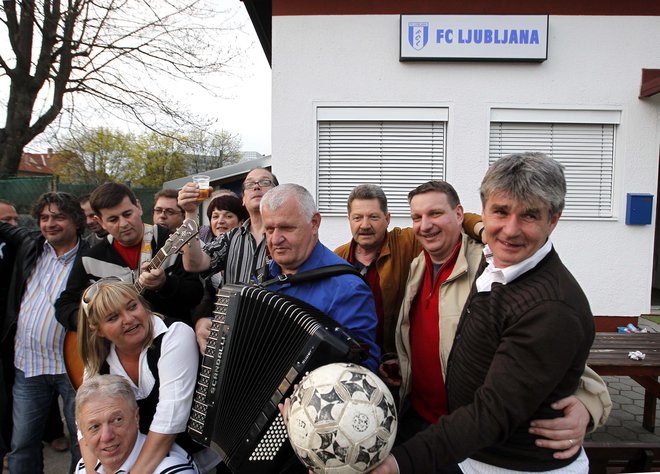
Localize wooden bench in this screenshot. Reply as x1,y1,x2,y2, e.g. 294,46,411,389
585,441,660,473
588,332,660,432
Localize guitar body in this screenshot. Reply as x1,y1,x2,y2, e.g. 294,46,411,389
63,218,199,390
64,331,84,390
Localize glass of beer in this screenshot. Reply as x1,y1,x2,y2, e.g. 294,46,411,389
192,175,211,201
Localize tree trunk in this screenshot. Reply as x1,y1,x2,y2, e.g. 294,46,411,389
0,134,27,177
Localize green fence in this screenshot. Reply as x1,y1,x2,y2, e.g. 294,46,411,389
0,177,159,227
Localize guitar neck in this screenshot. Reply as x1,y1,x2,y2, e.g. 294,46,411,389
133,249,167,295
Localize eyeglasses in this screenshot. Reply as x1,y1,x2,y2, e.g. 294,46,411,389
154,207,182,217
80,276,124,317
243,179,274,190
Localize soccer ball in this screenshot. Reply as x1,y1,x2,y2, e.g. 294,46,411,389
286,363,397,473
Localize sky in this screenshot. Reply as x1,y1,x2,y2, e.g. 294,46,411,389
15,1,272,157
182,3,272,155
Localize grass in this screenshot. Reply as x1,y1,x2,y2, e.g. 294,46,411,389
640,314,660,325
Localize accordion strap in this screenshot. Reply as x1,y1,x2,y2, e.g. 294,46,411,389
258,264,363,288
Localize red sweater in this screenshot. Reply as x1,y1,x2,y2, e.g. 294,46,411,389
409,243,461,423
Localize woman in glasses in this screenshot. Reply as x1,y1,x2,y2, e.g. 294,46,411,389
76,279,218,473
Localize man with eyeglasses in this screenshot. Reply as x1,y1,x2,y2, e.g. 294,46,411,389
55,183,203,330
178,167,279,352
0,192,86,473
153,189,185,232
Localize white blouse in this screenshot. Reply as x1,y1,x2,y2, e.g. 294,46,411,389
104,316,198,434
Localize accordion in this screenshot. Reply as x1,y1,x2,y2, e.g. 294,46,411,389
187,284,364,473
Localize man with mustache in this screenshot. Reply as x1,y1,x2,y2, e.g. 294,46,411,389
55,183,203,329
335,184,483,360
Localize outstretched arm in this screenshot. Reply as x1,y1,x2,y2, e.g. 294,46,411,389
178,183,212,272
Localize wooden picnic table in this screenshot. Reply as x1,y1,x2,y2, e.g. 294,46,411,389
588,332,660,431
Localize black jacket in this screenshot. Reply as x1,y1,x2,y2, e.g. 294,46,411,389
54,224,203,330
0,222,89,347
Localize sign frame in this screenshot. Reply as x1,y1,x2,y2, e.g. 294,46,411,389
400,15,549,62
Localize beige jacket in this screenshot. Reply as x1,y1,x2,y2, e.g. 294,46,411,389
395,233,611,429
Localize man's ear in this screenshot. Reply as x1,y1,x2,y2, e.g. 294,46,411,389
385,212,391,226
455,204,465,223
311,212,321,233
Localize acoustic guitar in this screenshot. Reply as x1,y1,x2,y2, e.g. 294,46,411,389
64,218,199,389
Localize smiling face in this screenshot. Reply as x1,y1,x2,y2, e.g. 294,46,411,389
97,196,144,247
78,396,139,472
263,197,320,274
483,191,560,268
349,199,390,252
410,191,464,264
210,209,242,237
96,295,150,352
38,203,79,253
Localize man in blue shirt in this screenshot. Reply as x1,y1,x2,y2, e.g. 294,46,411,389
259,183,380,371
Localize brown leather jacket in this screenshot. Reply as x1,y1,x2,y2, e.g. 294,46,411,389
334,213,483,354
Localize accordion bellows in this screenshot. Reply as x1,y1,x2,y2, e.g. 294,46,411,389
188,284,363,473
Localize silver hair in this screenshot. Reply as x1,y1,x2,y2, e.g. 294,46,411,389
75,374,137,423
480,152,566,216
347,184,388,214
260,183,317,221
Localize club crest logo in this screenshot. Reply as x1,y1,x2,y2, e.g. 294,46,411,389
408,22,429,51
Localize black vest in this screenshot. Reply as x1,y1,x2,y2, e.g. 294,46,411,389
100,324,202,454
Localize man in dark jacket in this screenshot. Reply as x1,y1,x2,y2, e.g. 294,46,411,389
0,192,87,474
55,183,203,330
0,199,18,466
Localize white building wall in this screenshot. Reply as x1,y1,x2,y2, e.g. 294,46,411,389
271,14,660,316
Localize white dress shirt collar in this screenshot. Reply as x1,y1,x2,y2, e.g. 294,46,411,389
476,239,553,293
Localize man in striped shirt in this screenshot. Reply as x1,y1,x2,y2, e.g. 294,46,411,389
0,192,87,474
178,167,279,352
75,375,199,474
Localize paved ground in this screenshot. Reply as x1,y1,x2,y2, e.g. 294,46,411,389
28,316,660,473
585,315,660,447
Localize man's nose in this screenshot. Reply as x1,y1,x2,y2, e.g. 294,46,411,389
271,229,285,244
100,424,115,442
419,215,433,231
501,215,522,236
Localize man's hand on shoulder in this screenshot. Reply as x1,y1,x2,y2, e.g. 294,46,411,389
529,395,588,459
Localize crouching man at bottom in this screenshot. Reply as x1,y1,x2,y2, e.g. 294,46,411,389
75,375,199,474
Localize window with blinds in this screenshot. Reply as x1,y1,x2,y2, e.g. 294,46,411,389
317,110,447,215
489,111,618,219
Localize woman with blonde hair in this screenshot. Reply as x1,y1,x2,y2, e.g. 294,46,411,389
77,279,217,473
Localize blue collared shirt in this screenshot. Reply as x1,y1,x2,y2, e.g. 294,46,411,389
265,241,380,371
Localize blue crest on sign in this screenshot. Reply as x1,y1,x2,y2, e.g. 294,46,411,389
408,22,429,51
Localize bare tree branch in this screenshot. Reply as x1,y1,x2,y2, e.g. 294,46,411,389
0,0,244,176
